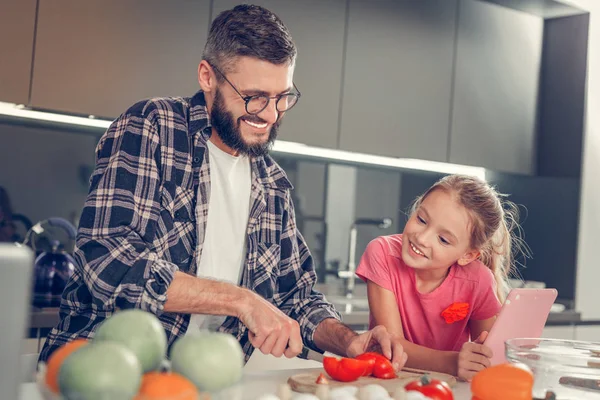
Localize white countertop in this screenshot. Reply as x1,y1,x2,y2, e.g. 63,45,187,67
19,368,472,400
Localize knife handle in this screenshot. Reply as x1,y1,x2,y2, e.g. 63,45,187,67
559,376,600,391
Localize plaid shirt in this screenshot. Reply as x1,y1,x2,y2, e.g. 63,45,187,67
39,91,341,363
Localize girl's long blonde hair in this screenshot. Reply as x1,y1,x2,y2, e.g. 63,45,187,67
411,175,529,302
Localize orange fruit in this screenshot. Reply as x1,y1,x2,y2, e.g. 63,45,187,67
135,372,199,400
45,338,89,393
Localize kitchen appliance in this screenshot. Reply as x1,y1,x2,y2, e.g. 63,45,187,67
0,244,34,400
24,217,77,307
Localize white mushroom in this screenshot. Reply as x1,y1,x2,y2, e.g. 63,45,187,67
277,383,293,400
255,395,281,400
292,394,321,400
405,391,432,400
391,386,407,400
329,385,360,400
358,384,391,400
329,386,358,397
315,384,330,400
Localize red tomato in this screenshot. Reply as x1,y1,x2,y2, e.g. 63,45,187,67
405,374,454,400
355,353,376,376
323,356,370,382
356,352,396,379
315,373,329,384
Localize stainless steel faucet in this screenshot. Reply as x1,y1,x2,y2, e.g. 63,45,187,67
337,218,392,297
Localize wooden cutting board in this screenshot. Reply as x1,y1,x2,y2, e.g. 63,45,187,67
287,368,457,394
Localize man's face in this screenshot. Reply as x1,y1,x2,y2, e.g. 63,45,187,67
209,57,295,157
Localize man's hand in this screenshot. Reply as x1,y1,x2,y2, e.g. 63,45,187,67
238,289,303,358
346,325,408,372
457,331,493,381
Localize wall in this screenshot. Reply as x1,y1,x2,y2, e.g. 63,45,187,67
562,0,600,318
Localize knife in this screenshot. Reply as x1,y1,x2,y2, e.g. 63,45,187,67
299,346,325,362
559,376,600,392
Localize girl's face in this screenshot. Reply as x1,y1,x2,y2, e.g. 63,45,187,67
402,189,480,273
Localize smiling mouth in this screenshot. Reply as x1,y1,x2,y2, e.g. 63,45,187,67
242,118,268,130
410,241,427,258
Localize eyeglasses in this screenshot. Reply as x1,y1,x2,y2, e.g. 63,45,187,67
212,65,301,115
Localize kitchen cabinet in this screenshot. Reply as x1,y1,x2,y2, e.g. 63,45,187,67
0,0,37,105
448,0,543,175
338,0,457,162
30,0,211,118
211,0,347,149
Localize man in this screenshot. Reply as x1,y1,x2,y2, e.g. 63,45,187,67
40,4,407,369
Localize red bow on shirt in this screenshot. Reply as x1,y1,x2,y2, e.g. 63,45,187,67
441,302,470,324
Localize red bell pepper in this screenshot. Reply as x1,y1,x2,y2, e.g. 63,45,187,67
355,352,396,379
322,356,370,382
405,374,454,400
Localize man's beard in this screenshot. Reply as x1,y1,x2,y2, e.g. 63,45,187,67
210,89,280,157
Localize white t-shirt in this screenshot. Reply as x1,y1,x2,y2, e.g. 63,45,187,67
186,139,252,333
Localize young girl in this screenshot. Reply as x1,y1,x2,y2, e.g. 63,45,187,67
356,174,524,381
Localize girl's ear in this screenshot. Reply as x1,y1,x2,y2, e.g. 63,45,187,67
458,250,481,266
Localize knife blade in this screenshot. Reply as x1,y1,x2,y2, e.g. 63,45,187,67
299,346,325,362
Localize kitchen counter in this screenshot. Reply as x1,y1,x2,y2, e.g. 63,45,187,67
27,305,586,333
545,309,582,325
19,368,473,400
29,307,59,330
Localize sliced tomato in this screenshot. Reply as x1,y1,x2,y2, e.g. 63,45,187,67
322,356,369,382
315,373,329,384
405,374,454,400
377,371,396,379
355,353,376,376
356,352,396,379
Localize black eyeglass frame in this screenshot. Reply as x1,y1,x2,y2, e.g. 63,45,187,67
212,65,301,115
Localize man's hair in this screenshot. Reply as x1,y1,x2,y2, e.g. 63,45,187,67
203,4,297,76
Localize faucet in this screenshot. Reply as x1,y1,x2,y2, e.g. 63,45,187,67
337,218,392,298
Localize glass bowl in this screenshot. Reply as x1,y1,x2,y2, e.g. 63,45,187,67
505,338,600,399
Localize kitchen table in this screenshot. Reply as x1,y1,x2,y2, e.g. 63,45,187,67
19,368,472,399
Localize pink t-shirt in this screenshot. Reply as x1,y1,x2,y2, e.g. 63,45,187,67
356,234,501,351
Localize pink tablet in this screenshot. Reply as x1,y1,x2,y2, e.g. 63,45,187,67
484,288,558,365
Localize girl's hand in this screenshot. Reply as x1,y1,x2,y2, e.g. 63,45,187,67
457,331,493,381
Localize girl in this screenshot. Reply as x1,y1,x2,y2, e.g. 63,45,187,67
356,174,525,381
